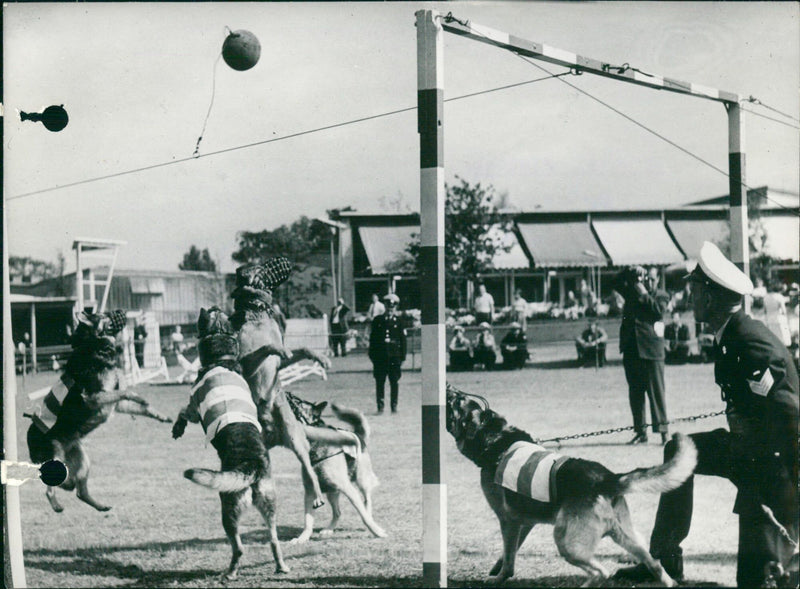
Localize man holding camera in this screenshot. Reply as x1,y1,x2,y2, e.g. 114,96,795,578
616,265,670,444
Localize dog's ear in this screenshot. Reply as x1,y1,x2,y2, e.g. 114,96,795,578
197,308,209,335
75,311,93,327
314,401,328,412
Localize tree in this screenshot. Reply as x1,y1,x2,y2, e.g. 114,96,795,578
179,246,217,272
232,216,330,266
231,216,334,317
386,176,512,307
9,255,59,284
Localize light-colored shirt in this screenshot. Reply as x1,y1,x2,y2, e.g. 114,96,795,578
474,293,494,314
368,301,385,320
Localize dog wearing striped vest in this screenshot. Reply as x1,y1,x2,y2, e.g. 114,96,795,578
446,386,697,587
172,307,291,580
25,310,171,513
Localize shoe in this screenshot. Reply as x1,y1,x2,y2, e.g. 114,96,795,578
614,558,684,583
376,408,384,415
613,563,654,582
627,433,648,445
391,408,397,414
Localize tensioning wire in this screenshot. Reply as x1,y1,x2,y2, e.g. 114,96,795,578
6,71,570,202
452,15,799,216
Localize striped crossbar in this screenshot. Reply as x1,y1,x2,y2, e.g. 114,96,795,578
417,9,447,587
439,14,740,104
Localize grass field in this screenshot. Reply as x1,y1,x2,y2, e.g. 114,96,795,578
14,342,739,587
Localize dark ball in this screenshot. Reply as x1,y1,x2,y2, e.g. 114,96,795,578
221,30,261,71
41,105,69,132
39,459,68,486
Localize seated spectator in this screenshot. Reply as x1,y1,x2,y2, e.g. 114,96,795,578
448,326,474,371
170,325,185,353
500,322,530,369
473,322,497,370
575,319,607,367
697,323,715,363
564,290,580,320
664,312,691,364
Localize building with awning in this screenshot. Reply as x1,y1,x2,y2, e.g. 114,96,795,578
332,186,798,311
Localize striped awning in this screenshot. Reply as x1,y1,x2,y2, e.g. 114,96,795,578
759,216,800,262
516,221,606,267
591,219,684,266
358,226,418,275
666,219,729,261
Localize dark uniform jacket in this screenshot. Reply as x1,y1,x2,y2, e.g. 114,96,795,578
329,304,350,331
368,313,407,365
716,309,799,512
619,288,669,360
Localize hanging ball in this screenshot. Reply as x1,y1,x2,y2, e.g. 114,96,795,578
221,30,261,71
41,105,69,132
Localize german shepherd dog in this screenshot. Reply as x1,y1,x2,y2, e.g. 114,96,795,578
283,393,387,544
172,307,293,580
230,258,327,509
26,310,172,513
445,386,697,587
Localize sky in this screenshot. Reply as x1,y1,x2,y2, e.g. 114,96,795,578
4,2,798,274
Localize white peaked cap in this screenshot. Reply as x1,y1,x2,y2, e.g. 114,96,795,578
690,241,754,295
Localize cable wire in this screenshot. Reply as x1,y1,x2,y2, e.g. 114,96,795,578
6,72,570,202
743,108,800,130
746,96,800,123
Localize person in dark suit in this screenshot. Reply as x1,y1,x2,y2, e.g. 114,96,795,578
133,318,148,368
664,311,691,364
616,241,798,587
329,297,350,357
368,294,407,414
616,265,670,445
500,322,530,369
575,319,608,367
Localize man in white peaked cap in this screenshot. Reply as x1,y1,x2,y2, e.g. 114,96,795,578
617,242,798,587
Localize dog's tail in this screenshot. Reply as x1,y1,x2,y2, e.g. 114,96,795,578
614,433,697,495
331,403,370,446
184,458,268,493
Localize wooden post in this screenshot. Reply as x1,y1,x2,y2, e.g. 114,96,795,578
4,190,28,588
417,9,447,588
727,103,749,277
30,302,37,373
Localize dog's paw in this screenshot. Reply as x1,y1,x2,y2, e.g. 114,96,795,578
275,564,290,574
312,497,325,509
318,528,334,537
288,535,310,545
373,527,388,538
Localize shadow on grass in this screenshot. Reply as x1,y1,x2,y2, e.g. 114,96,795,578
530,358,623,370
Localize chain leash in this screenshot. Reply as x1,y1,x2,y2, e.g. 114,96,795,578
535,410,727,445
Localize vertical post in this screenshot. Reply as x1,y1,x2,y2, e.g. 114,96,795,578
76,244,84,311
98,246,119,313
30,303,38,373
3,195,28,588
330,236,337,304
417,9,447,588
727,102,749,278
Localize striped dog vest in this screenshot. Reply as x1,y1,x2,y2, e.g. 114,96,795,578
31,374,76,434
495,441,569,504
190,366,261,444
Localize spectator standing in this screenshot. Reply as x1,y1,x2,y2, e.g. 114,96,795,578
511,290,528,330
473,322,497,370
664,312,691,364
133,318,148,368
500,322,529,369
329,297,350,357
366,293,385,338
448,325,473,371
170,325,185,353
616,265,670,445
368,294,407,414
579,279,593,309
615,241,798,587
751,276,767,309
764,281,792,347
473,283,495,325
564,290,580,320
575,319,608,367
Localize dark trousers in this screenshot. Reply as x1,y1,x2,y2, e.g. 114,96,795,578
474,348,496,370
330,324,347,356
501,347,528,369
650,429,798,587
623,355,667,434
576,342,606,366
449,350,473,371
373,361,401,411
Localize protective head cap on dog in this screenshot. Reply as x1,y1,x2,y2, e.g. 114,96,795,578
232,257,293,303
687,242,753,296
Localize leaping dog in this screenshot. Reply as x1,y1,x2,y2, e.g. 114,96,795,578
25,310,171,513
